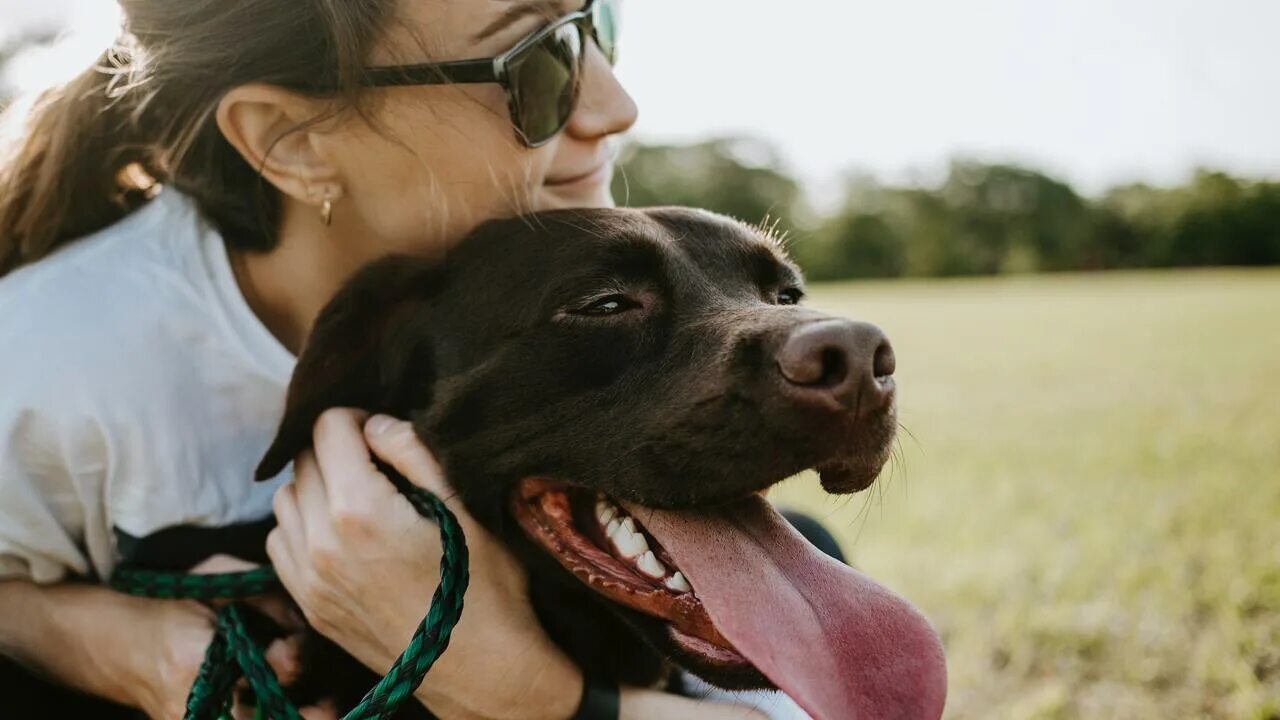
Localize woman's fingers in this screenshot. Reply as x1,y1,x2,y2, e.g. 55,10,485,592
190,553,258,575
290,450,340,553
311,408,389,518
263,635,303,686
270,476,309,578
364,415,452,499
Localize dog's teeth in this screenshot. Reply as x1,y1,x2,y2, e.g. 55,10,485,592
606,518,622,538
615,529,649,559
595,498,619,526
596,503,617,526
665,572,692,593
637,551,666,579
620,517,637,535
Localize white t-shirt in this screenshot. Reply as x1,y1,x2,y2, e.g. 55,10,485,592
0,188,294,583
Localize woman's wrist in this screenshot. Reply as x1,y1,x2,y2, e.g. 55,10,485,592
413,628,582,720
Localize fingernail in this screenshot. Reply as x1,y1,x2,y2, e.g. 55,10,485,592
367,414,398,436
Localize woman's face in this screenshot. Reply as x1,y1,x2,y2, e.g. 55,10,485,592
321,0,638,257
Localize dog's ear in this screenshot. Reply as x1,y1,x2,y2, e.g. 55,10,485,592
255,255,440,481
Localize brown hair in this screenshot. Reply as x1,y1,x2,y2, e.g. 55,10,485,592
0,0,395,277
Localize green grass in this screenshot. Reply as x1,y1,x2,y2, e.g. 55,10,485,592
770,268,1280,719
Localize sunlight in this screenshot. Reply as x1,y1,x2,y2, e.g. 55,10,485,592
3,2,123,95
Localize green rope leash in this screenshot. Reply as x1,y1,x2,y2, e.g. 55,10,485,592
110,483,469,720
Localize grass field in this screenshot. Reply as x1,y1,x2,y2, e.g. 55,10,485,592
770,268,1280,719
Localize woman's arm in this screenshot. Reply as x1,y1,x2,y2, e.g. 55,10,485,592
0,579,213,718
0,563,321,720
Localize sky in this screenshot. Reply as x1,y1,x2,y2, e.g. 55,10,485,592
3,0,1278,198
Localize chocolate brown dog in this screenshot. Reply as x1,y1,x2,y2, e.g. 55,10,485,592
256,207,946,719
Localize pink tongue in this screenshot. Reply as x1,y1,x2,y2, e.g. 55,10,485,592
622,497,946,720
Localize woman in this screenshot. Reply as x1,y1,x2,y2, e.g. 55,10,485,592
0,1,802,718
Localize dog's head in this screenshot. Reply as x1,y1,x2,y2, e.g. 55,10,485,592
257,207,945,719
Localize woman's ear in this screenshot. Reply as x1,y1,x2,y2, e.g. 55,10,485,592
215,84,343,206
256,255,442,481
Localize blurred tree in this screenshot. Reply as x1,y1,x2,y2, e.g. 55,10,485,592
933,161,1093,274
1165,171,1280,266
611,136,810,233
614,138,1280,279
799,211,907,280
801,162,1094,278
1100,172,1280,268
789,174,906,279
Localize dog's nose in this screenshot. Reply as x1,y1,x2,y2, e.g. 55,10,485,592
776,319,895,412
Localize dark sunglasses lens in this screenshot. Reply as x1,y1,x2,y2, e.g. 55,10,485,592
508,24,583,145
592,0,618,64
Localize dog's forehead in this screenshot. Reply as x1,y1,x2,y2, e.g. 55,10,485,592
548,207,793,273
640,207,800,287
446,208,799,301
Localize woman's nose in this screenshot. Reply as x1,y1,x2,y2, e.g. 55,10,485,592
564,44,639,141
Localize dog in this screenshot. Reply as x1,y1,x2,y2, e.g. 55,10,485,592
256,207,947,719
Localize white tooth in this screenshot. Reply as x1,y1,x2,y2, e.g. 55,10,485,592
597,503,616,526
665,572,692,593
617,530,649,559
620,517,637,535
606,518,622,538
637,551,667,579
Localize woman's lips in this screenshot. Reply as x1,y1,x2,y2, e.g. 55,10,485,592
544,162,611,190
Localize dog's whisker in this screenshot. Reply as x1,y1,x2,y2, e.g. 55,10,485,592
897,421,923,452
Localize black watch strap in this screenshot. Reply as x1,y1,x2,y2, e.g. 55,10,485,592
571,675,620,720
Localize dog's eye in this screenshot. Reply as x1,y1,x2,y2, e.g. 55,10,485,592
573,294,641,317
776,288,804,306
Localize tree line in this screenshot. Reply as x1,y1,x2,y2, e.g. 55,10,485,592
611,138,1280,280
4,43,1275,282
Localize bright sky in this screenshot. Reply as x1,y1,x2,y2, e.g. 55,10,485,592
4,0,1278,197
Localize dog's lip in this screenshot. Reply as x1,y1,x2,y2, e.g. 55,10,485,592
668,626,753,669
510,477,742,656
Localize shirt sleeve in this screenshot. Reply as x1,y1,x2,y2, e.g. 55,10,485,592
0,402,103,584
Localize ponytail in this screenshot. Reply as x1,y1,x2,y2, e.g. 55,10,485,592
0,48,161,277
0,0,397,279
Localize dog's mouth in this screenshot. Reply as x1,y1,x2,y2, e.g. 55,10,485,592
511,478,751,671
511,476,948,720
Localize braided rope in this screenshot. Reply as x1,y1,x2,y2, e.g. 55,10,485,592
110,485,468,720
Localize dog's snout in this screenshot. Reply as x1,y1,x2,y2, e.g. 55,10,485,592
776,319,895,412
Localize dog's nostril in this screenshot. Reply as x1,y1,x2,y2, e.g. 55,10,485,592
777,343,849,388
818,347,849,387
873,341,896,378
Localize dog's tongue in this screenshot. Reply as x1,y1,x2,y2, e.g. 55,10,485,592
622,497,946,720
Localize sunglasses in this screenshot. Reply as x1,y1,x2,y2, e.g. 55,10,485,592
346,0,618,148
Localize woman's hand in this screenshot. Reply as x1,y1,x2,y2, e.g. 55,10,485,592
267,409,582,720
131,555,333,720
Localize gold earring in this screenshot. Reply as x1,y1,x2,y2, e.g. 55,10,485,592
320,198,334,227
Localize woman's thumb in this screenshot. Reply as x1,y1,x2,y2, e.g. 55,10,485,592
364,414,450,496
